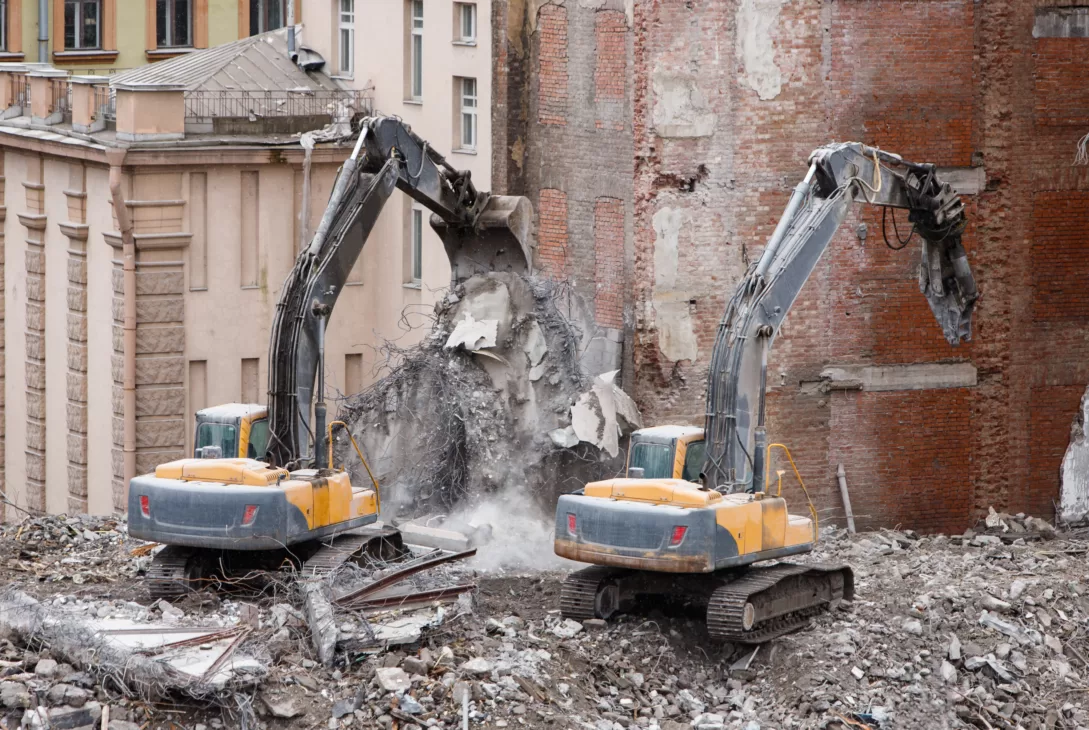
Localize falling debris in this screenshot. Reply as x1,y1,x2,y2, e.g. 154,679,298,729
337,273,640,514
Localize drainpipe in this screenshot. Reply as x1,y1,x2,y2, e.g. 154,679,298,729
107,149,137,499
37,0,47,62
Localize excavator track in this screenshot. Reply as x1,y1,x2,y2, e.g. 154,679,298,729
147,546,197,600
302,527,405,578
707,563,854,644
560,566,626,620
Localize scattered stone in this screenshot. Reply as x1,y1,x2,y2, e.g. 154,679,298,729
33,659,58,678
400,695,425,714
375,667,412,692
402,656,429,676
902,618,923,636
948,634,962,661
583,618,608,631
551,618,584,639
460,658,493,676
981,594,1012,613
0,681,30,709
940,660,958,684
262,694,301,719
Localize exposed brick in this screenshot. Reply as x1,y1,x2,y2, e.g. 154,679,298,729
537,4,569,126
594,11,626,103
537,188,569,278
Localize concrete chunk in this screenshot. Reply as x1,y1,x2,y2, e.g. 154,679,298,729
399,523,471,552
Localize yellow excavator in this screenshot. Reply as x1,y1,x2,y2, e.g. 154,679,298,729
556,144,978,642
127,117,532,597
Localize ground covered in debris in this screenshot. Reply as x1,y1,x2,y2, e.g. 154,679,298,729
0,511,1086,729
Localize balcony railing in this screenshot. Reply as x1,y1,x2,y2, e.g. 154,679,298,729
12,73,27,109
93,84,115,122
50,78,71,122
183,89,373,122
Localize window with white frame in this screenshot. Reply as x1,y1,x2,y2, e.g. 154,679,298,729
409,0,423,99
410,207,423,283
459,77,477,151
156,0,192,47
338,0,354,75
455,3,476,43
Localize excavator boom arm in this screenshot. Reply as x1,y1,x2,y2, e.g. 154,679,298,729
702,143,978,492
264,117,532,469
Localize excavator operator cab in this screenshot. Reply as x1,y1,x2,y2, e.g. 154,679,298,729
626,426,706,482
193,403,270,460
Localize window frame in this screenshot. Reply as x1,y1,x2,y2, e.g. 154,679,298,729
0,0,7,52
410,206,423,284
455,2,476,43
65,0,102,50
156,0,193,48
338,0,354,76
409,0,423,100
459,77,478,151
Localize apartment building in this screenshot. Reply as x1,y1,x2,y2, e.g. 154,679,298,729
0,0,292,72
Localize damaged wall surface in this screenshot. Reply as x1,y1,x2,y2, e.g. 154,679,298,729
495,0,1089,531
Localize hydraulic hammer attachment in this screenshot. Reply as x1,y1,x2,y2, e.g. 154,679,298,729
432,194,535,285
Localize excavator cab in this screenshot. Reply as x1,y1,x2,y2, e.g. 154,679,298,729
192,404,269,460
626,426,706,481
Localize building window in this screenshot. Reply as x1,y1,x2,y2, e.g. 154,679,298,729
64,0,101,49
455,3,475,43
250,0,285,35
458,77,477,151
409,0,423,99
338,0,354,75
410,207,423,283
156,0,192,47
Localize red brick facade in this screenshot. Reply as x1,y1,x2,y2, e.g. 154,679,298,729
494,0,1089,531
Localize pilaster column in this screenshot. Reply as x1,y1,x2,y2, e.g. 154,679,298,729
18,156,45,512
60,163,88,513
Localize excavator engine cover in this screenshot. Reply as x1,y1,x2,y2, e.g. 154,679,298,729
433,194,534,285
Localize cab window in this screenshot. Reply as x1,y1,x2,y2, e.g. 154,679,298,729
247,419,269,460
196,422,238,458
681,439,706,483
628,442,674,479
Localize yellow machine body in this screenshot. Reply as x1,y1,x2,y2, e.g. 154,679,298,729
128,458,378,550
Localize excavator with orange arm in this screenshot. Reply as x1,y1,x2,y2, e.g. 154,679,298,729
126,116,533,598
555,143,978,642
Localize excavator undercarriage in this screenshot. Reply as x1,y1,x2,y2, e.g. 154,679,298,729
561,562,854,643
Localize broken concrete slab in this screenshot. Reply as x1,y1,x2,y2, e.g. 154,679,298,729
300,580,338,668
397,523,472,553
444,313,498,352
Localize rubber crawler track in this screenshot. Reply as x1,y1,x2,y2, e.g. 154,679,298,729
707,562,853,643
147,546,196,600
559,566,621,620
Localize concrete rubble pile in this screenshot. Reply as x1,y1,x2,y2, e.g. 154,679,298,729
336,272,641,514
4,508,1089,729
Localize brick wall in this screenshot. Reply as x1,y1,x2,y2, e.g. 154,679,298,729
537,4,569,127
494,0,634,378
538,188,569,278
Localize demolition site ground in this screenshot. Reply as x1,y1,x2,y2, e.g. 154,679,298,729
0,511,1086,730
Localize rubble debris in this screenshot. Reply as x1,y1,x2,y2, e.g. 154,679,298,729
1061,385,1089,524
336,273,640,513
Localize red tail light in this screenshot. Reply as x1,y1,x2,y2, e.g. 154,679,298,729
242,505,259,526
139,495,150,518
669,525,687,546
567,513,577,536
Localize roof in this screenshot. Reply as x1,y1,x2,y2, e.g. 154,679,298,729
110,26,339,93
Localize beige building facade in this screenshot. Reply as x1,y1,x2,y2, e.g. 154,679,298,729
0,6,496,518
